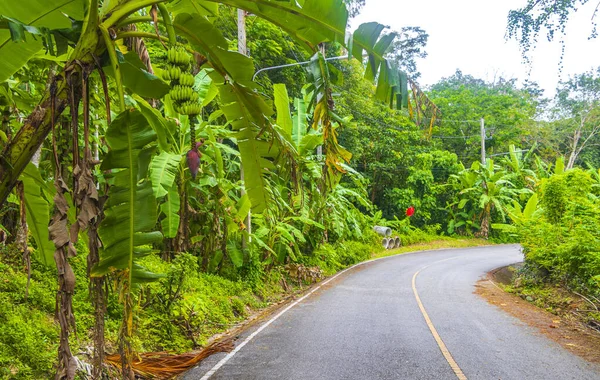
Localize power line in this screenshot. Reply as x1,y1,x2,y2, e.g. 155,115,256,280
487,150,529,158
252,54,368,81
430,135,492,140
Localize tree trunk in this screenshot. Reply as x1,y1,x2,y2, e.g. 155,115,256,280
566,127,582,170
479,206,490,239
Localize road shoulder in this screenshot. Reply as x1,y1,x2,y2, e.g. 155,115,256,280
476,268,600,365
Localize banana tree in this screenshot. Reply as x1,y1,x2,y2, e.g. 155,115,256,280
0,1,414,378
450,160,526,238
500,144,538,190
0,0,408,209
492,192,542,236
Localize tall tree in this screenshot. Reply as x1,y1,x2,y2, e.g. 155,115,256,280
428,70,539,164
344,0,366,18
386,26,429,80
555,67,600,169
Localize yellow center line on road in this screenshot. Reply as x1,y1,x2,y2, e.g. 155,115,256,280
412,257,468,380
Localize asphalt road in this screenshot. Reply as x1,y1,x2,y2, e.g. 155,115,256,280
184,245,600,379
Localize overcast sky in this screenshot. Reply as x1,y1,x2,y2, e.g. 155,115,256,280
352,0,600,97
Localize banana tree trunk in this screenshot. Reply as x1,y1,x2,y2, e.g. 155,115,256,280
479,206,490,239
0,87,69,206
0,3,103,207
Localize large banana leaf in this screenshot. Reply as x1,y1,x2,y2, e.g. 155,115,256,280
93,109,163,285
349,22,405,106
20,163,55,267
207,0,348,50
169,0,218,17
175,12,279,211
0,0,84,82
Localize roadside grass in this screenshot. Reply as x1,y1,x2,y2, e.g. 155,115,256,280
373,238,491,260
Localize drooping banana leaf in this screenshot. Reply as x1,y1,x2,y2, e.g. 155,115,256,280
175,13,255,85
160,186,180,239
20,163,55,267
292,97,308,148
150,152,182,198
204,1,406,107
0,0,84,82
207,0,348,50
93,109,163,285
219,83,275,212
134,95,177,152
274,84,293,140
168,0,218,17
306,51,351,176
104,51,170,99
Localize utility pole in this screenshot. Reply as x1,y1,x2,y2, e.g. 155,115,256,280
238,9,252,248
316,43,325,161
237,9,247,56
480,117,486,165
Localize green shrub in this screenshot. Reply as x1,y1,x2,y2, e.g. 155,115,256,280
0,247,59,379
521,169,600,295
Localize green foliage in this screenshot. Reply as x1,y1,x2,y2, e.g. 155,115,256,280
2,0,599,378
510,169,600,295
0,0,84,82
304,231,382,275
428,71,538,164
541,175,568,224
0,245,58,379
20,163,55,267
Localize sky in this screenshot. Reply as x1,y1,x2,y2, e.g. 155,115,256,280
352,0,600,97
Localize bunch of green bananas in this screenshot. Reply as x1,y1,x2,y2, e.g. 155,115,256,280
162,46,201,116
178,73,195,87
161,66,182,81
177,101,202,116
169,85,195,102
167,46,191,68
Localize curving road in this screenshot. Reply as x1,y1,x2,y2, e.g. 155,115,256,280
184,245,600,379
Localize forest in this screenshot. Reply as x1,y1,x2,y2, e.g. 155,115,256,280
0,0,598,379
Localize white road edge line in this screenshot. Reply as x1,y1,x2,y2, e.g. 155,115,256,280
199,263,358,379
200,246,484,379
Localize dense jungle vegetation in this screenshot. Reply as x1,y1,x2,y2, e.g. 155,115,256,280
0,0,598,378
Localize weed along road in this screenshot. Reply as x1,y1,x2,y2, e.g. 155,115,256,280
184,245,600,380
